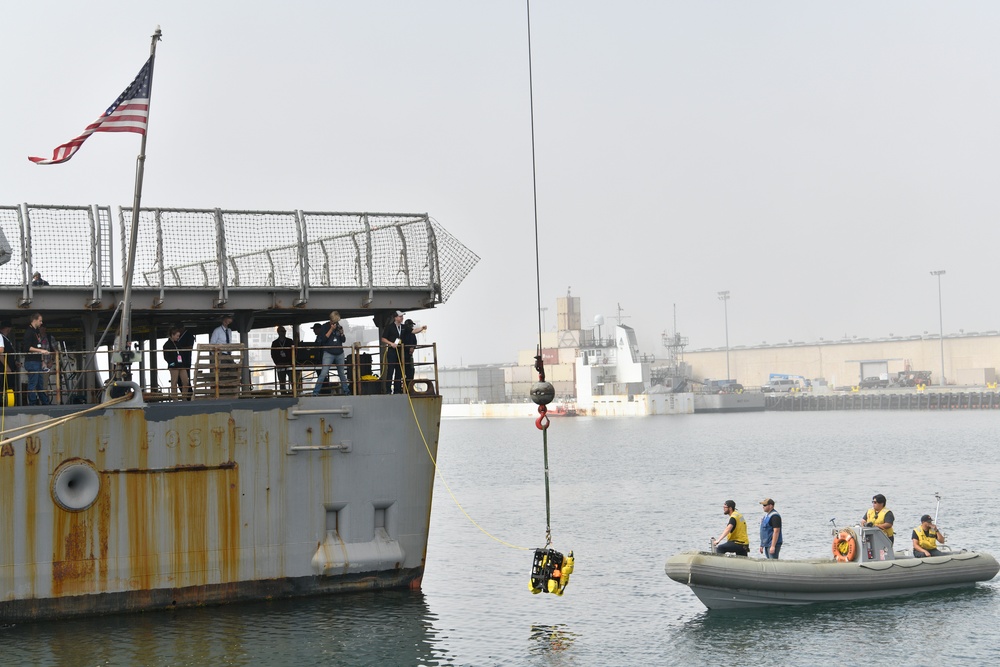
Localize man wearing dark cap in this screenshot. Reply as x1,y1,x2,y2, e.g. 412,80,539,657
715,500,749,556
912,514,946,558
759,498,783,559
862,493,895,543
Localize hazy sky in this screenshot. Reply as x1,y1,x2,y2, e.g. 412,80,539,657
4,2,999,366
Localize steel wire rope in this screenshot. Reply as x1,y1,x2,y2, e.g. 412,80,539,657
525,0,556,550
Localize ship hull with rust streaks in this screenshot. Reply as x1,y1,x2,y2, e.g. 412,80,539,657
0,392,441,622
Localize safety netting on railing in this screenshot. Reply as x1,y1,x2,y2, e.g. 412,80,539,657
24,205,104,287
0,206,24,285
1,204,479,304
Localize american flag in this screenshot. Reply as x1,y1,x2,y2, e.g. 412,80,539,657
29,57,153,165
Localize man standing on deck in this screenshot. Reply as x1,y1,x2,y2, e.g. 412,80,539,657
715,500,750,556
271,326,293,393
210,315,235,346
759,498,783,559
862,493,895,543
313,312,350,396
380,310,405,395
22,313,52,405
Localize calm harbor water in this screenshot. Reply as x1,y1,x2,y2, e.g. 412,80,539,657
2,411,999,665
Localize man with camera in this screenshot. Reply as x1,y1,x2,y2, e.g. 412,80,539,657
313,311,350,396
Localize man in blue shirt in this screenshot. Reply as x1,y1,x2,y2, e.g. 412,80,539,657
759,498,783,559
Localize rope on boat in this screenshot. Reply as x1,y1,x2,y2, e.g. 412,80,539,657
0,393,133,447
402,350,531,551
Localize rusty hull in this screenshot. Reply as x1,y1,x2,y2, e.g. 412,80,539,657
0,394,442,621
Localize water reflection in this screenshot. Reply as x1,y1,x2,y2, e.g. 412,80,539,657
528,623,577,655
666,586,998,665
0,590,450,667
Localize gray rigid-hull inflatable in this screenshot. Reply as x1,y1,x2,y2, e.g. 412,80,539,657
666,525,1000,610
666,550,999,610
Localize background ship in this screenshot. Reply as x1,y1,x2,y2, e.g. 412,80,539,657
0,203,478,621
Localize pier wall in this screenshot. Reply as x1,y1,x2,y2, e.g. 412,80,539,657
766,391,1000,411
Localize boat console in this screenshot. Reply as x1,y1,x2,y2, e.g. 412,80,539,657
855,525,896,562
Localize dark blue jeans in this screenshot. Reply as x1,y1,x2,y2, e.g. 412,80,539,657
24,360,49,405
314,351,349,395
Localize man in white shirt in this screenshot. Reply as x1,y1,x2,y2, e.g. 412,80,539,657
210,315,234,345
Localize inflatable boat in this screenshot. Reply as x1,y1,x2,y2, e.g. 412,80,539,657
665,525,1000,610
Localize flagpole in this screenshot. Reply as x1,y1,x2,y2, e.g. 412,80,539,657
118,26,162,368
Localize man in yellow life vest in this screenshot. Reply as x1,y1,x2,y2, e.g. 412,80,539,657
716,500,750,556
911,514,946,557
861,493,895,543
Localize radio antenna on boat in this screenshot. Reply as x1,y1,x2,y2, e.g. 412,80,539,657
523,0,574,598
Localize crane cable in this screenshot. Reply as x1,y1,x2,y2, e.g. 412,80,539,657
525,0,574,596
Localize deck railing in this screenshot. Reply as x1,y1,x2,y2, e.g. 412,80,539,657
0,205,479,307
0,341,438,407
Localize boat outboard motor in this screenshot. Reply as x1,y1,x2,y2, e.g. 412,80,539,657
858,525,896,563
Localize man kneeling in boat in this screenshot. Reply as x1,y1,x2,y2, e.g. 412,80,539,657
862,493,895,543
715,500,750,556
912,514,946,558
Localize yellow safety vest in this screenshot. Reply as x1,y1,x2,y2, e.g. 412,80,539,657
865,507,894,539
729,510,749,545
913,526,939,551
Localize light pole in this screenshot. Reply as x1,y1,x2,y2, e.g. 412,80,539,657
718,290,731,380
930,270,946,386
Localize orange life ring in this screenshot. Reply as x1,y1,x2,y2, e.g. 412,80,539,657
832,530,857,562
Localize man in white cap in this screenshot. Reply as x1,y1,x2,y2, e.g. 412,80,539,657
380,310,406,394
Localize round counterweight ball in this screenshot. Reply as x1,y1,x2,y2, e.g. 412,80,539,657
530,381,555,406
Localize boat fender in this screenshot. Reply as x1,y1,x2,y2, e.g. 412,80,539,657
832,530,857,562
529,547,574,596
51,459,101,512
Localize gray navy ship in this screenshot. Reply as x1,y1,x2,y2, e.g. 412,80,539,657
0,203,478,621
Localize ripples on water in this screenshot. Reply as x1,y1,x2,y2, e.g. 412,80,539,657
2,412,999,665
